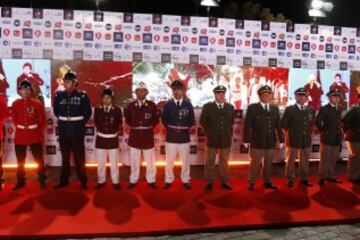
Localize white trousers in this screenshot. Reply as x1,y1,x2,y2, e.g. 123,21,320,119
96,148,119,184
165,142,191,183
129,147,156,184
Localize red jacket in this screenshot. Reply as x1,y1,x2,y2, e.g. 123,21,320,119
124,100,159,149
329,82,349,101
11,98,46,145
0,94,9,139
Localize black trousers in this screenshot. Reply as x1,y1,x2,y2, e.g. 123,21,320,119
59,136,88,184
15,142,46,183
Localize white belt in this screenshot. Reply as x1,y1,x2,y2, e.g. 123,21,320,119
59,116,84,121
167,125,189,130
17,124,38,129
131,126,153,130
97,132,118,138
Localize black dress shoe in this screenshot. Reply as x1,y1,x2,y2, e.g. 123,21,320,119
221,183,233,190
318,179,325,186
127,183,137,189
163,182,172,189
264,182,278,190
248,183,255,191
205,183,213,190
326,178,342,184
300,180,313,187
113,183,121,190
183,183,192,190
94,183,106,189
40,181,47,189
13,182,26,190
148,182,157,189
53,182,69,189
288,180,294,188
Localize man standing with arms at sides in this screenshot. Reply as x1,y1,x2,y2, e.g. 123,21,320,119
243,85,284,191
53,70,92,189
11,80,46,190
93,88,123,190
316,89,343,185
200,85,235,190
282,88,315,188
124,82,159,189
161,80,195,190
0,89,9,190
342,93,360,184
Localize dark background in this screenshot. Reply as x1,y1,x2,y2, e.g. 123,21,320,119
0,0,359,27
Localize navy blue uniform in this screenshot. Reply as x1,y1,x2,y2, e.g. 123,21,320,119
53,90,92,137
53,89,92,186
161,99,195,143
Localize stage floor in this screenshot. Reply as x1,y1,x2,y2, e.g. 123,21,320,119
0,162,360,239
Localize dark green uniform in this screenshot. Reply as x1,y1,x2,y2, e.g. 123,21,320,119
200,101,235,185
243,102,284,185
315,103,342,180
342,103,360,181
282,104,315,182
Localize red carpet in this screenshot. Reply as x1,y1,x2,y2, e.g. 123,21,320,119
1,176,360,239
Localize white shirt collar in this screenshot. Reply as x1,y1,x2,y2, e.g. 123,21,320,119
174,98,183,106
137,99,146,106
215,101,224,108
259,101,269,110
296,103,305,110
329,102,338,108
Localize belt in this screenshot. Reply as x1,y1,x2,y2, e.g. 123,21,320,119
167,125,189,130
17,124,38,129
131,126,153,130
97,132,118,138
59,116,84,121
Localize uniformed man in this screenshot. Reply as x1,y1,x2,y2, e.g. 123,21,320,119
315,89,343,185
0,91,9,190
11,80,46,190
342,93,360,184
243,85,284,191
282,87,316,188
161,80,195,190
200,85,235,190
94,88,122,190
124,82,159,189
53,70,92,189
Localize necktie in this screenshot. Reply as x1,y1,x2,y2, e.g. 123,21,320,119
219,104,223,110
140,101,143,108
301,106,304,111
177,101,180,108
265,104,268,112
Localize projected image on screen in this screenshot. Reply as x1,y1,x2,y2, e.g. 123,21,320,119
350,71,360,107
132,63,289,109
1,59,51,107
51,60,132,107
132,63,216,107
288,69,350,110
215,66,289,110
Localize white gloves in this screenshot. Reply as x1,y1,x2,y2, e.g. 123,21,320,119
279,143,284,149
243,143,250,148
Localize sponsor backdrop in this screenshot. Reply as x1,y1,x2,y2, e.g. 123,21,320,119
1,7,360,166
